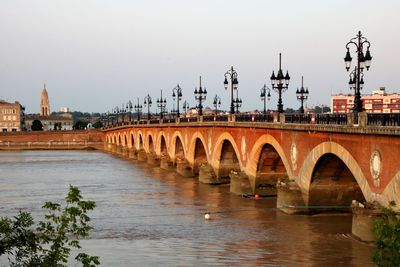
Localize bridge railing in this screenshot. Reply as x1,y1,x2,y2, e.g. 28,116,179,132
284,114,312,124
367,113,400,126
315,113,348,125
202,115,229,122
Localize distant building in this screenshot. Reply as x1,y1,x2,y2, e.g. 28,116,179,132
0,100,26,132
40,84,50,116
331,87,400,113
60,106,69,113
25,84,73,130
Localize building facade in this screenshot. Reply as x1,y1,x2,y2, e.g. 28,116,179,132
331,87,400,113
25,113,73,131
0,100,26,132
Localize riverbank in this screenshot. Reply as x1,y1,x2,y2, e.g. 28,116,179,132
0,130,104,150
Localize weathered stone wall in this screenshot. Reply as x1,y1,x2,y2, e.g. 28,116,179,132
0,130,104,150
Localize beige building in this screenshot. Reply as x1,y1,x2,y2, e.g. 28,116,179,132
25,113,73,131
0,100,26,132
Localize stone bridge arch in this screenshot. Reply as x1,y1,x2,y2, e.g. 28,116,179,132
129,130,135,149
171,131,186,162
212,132,242,179
187,132,209,175
381,171,400,210
147,132,155,153
298,141,373,206
247,134,292,195
156,131,168,156
136,131,144,151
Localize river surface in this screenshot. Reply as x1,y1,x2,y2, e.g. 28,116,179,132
0,151,374,266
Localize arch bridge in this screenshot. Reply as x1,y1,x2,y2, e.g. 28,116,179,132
102,114,400,215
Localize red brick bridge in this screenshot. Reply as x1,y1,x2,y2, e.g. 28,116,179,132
103,113,400,215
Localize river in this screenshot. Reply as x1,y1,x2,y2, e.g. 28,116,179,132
0,151,374,266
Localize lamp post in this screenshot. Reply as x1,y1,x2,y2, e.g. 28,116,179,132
270,53,290,113
260,84,271,116
144,94,152,120
233,90,242,114
120,104,126,123
157,90,167,119
213,95,221,115
126,101,133,122
194,76,207,116
344,31,372,113
114,106,119,124
172,84,183,118
224,66,239,114
134,98,142,121
182,101,189,117
296,76,309,114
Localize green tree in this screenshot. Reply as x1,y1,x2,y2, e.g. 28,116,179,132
372,201,400,266
73,121,88,130
0,185,99,267
31,120,43,131
92,120,103,129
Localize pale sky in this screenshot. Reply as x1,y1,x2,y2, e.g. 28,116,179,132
0,0,399,113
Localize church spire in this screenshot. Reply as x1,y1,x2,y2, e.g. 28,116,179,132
40,83,50,116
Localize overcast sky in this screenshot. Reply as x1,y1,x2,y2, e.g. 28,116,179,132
0,0,399,113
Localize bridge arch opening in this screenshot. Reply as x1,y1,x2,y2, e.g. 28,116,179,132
174,137,185,161
118,135,121,146
138,134,144,150
218,140,240,179
193,138,208,175
255,143,288,195
309,153,365,208
148,135,154,153
124,134,128,147
160,135,168,155
130,133,135,148
113,135,116,144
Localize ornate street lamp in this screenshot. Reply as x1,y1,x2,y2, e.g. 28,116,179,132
213,95,221,115
194,76,207,116
120,104,126,123
157,90,167,119
224,66,239,114
344,30,372,112
172,84,183,118
233,90,242,114
134,98,142,121
126,100,133,122
296,76,309,114
114,106,119,124
182,100,189,117
270,53,290,113
260,84,271,116
144,94,152,120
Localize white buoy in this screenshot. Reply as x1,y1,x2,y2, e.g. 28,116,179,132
204,212,211,220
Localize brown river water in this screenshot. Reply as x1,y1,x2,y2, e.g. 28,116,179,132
0,151,374,266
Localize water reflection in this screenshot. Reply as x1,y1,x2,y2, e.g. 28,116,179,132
0,151,374,266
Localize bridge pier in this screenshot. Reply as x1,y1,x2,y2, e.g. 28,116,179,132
199,164,224,184
230,172,252,195
160,154,175,171
128,148,137,160
276,180,307,214
176,159,194,178
147,152,160,166
351,202,382,242
137,149,147,161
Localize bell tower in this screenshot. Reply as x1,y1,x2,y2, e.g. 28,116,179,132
40,83,50,116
